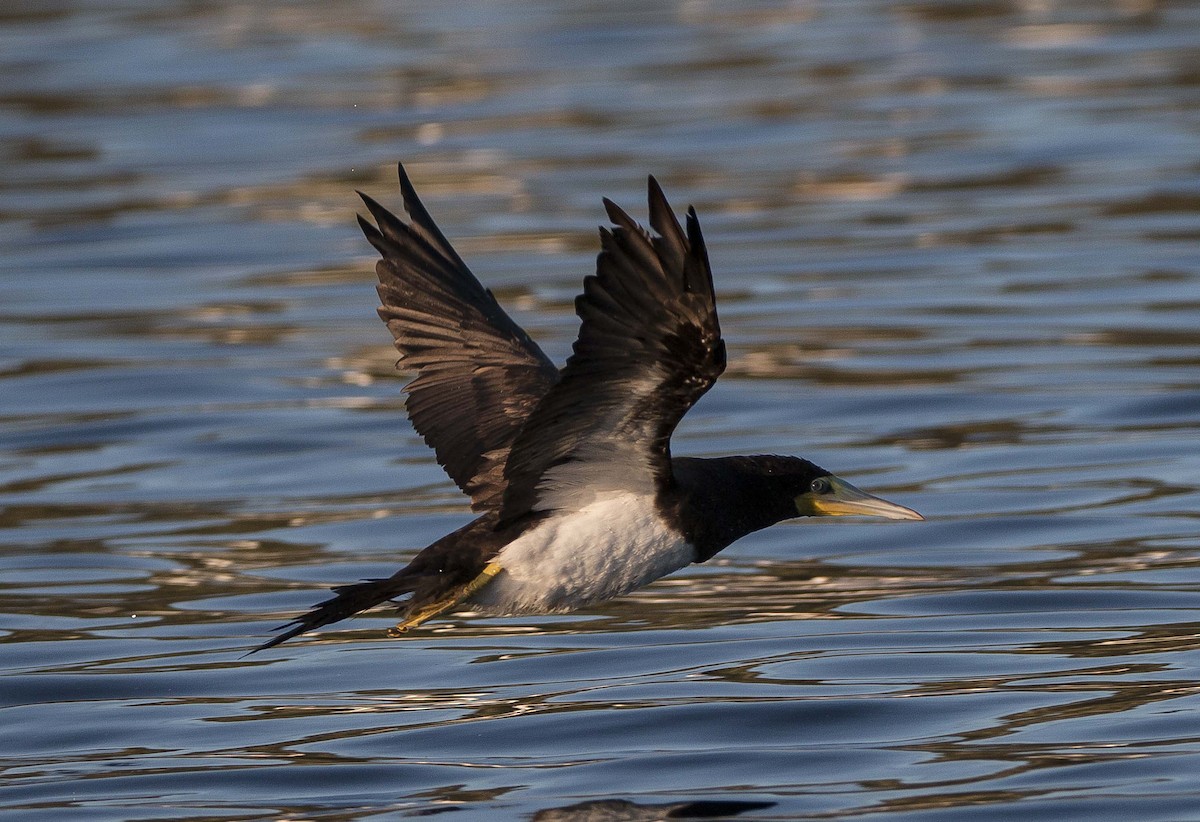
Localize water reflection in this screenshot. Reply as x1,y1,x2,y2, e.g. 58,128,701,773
531,799,776,821
3,0,1200,818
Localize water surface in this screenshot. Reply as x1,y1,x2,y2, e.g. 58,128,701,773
3,1,1200,819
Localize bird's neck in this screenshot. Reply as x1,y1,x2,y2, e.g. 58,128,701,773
667,457,800,562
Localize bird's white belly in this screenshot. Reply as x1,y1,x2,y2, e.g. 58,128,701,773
467,493,694,614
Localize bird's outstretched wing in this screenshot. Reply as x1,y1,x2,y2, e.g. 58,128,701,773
499,178,726,521
358,164,560,511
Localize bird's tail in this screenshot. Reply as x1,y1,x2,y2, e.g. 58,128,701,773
247,576,415,655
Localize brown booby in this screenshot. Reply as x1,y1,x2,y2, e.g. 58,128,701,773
253,164,922,652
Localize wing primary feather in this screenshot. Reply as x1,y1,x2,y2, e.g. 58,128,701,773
356,212,390,257
684,206,716,297
647,176,689,279
359,192,413,245
395,163,470,270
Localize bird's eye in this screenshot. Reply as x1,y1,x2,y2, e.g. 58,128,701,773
810,478,831,495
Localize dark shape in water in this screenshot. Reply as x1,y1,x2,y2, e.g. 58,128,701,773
532,798,778,821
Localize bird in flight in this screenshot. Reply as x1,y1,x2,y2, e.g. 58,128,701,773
253,164,922,652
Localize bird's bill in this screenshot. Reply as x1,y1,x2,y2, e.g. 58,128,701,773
796,475,924,521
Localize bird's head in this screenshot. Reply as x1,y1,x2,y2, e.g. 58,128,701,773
672,454,922,561
741,454,923,522
793,472,923,520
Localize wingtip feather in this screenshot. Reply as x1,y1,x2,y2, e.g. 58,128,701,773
646,175,687,252
685,206,704,247
358,191,389,223
397,162,419,215
357,213,389,256
602,196,623,224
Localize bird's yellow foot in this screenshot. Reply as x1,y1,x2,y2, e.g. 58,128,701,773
387,561,503,637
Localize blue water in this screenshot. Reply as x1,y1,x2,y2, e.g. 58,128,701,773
3,1,1200,819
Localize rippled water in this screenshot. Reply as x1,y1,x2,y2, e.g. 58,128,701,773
3,1,1200,819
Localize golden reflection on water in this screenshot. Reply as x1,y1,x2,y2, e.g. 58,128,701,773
4,0,1200,818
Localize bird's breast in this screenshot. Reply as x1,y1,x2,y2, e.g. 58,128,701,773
466,493,694,614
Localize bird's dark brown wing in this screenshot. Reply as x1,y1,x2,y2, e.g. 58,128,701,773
498,177,726,521
358,164,560,511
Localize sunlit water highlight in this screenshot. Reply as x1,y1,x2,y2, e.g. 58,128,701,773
3,1,1200,819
